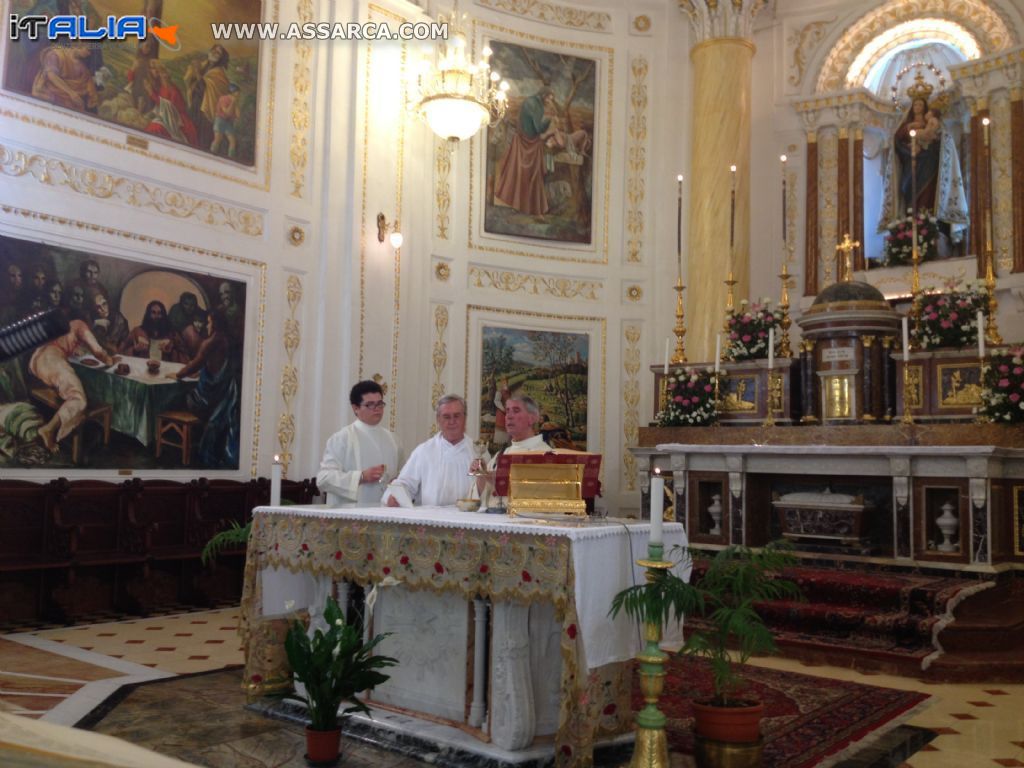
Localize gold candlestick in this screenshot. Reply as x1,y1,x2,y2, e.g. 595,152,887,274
671,278,687,364
900,363,915,425
777,263,793,358
984,251,1003,345
723,273,737,335
762,371,779,427
628,546,673,768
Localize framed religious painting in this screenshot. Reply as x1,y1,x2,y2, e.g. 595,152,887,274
3,0,263,167
465,305,606,461
0,231,260,472
470,25,612,264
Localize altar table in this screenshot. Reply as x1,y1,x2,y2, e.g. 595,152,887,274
239,505,688,767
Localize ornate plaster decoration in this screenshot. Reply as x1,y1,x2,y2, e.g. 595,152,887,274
817,129,839,288
435,261,452,281
788,19,835,87
622,324,641,491
630,14,652,36
290,0,314,198
475,0,611,33
287,225,306,246
0,144,264,236
626,284,643,302
0,204,267,477
991,93,1013,273
677,0,768,43
626,56,648,264
432,305,449,408
435,139,451,239
816,0,1015,94
468,265,601,300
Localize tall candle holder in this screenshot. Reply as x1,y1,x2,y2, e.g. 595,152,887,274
762,372,779,427
776,263,793,359
900,364,915,425
671,278,687,364
723,273,737,335
984,251,1003,345
628,543,673,768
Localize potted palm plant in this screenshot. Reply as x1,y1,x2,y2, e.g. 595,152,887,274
284,595,398,765
610,542,799,760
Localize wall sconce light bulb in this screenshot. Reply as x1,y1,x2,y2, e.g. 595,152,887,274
389,231,404,249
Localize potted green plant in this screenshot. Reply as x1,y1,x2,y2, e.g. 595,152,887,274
610,543,799,755
284,595,398,765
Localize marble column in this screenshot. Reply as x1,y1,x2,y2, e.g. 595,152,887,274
682,0,764,360
837,128,850,273
853,129,865,271
804,134,819,295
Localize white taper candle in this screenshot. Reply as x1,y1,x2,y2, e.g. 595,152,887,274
902,317,910,363
649,470,664,545
271,455,282,507
977,310,985,359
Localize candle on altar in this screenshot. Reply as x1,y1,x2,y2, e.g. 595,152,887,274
983,118,993,253
649,469,664,545
768,328,775,370
676,174,683,278
663,338,669,375
729,164,737,251
780,155,788,246
714,333,722,375
902,316,910,363
977,310,985,359
271,455,282,507
982,116,990,148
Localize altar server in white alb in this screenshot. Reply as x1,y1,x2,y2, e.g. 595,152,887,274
317,380,402,507
384,394,483,507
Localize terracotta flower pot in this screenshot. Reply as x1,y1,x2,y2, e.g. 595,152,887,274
305,726,341,765
691,698,764,743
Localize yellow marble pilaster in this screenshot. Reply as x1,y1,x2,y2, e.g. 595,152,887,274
686,37,754,361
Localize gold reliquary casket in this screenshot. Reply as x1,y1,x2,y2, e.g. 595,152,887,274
494,451,602,518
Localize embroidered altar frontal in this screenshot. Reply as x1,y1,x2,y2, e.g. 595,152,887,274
240,506,687,767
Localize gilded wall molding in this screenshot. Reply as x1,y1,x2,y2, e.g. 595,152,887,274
0,204,267,477
626,56,648,264
787,19,834,87
468,265,601,300
432,305,450,408
622,324,641,491
435,139,451,240
474,0,611,33
0,144,265,236
278,275,302,473
290,0,314,198
816,0,1015,93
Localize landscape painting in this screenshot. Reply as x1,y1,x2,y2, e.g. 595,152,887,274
0,233,246,469
4,0,262,166
479,325,588,452
483,40,596,244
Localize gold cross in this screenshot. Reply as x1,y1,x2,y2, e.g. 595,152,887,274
835,233,860,283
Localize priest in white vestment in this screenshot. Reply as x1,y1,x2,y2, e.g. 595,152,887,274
479,394,549,507
316,380,402,507
384,394,483,507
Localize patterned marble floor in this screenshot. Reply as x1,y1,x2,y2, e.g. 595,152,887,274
1,607,1023,766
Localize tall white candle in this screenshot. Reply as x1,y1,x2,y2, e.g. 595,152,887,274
663,338,670,374
271,455,282,507
649,471,664,545
977,310,985,359
902,317,910,363
714,333,722,375
780,154,788,246
768,328,775,370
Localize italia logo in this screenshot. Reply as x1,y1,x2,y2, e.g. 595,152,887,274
8,14,180,49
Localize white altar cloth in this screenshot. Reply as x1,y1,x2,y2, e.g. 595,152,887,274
257,505,689,670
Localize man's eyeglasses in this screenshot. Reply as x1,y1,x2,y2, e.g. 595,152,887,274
361,400,386,410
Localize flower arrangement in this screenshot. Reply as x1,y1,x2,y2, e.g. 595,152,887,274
884,211,937,266
978,347,1024,424
724,299,780,361
659,367,718,427
912,280,987,350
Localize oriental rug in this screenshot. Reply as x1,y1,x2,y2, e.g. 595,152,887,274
632,656,932,768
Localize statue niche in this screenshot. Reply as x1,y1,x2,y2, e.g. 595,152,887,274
867,70,970,265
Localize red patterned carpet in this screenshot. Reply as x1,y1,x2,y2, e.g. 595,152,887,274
633,656,930,767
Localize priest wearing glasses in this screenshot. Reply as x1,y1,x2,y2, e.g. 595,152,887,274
316,380,402,507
